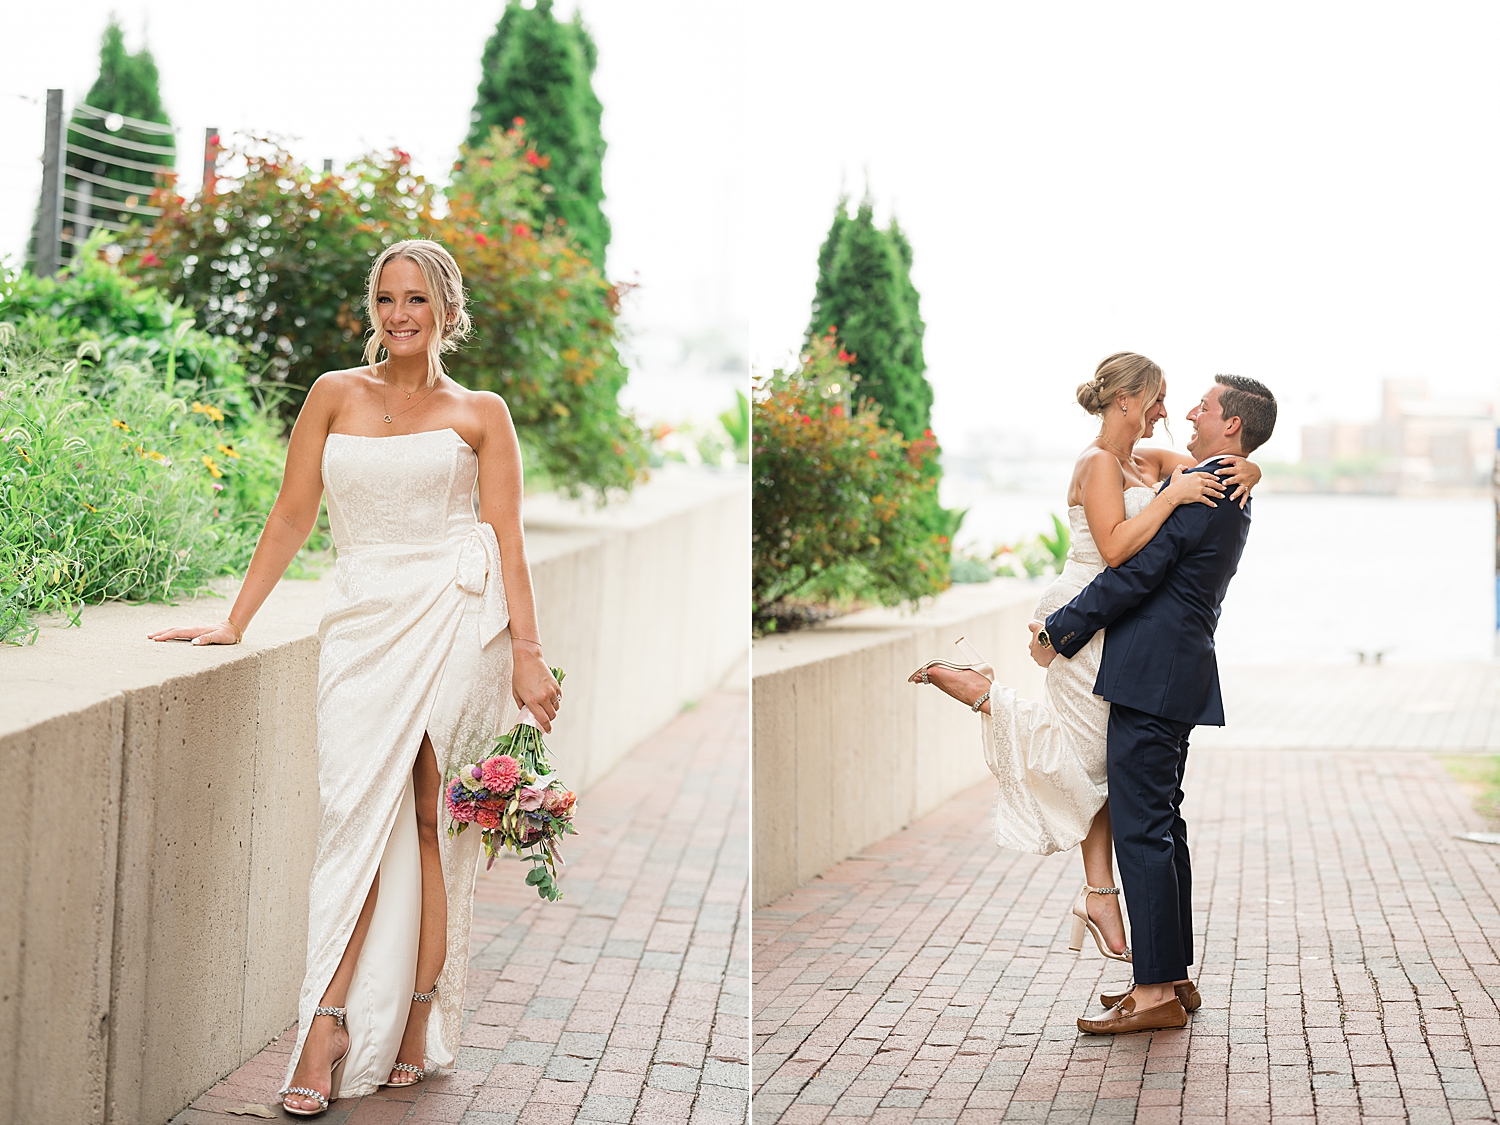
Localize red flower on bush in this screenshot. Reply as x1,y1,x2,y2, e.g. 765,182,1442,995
141,251,163,268
752,333,949,619
513,222,532,239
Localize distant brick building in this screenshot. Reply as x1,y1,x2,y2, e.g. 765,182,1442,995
1297,379,1494,494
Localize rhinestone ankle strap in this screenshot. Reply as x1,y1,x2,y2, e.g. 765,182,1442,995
313,1005,346,1026
413,983,438,1003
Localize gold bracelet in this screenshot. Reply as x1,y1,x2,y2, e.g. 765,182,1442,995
224,618,244,644
512,635,542,647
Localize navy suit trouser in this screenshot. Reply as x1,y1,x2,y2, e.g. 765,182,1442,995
1106,702,1195,985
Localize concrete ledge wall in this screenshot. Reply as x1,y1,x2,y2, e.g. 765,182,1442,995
0,466,746,1125
751,580,1048,909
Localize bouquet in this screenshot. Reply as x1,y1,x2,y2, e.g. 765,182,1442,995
446,667,577,901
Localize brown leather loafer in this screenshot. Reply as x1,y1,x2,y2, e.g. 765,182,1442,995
1077,994,1188,1034
1099,981,1201,1012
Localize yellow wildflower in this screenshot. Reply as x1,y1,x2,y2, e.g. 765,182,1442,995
201,454,223,478
144,450,170,465
216,442,240,460
111,419,130,431
17,447,30,463
192,402,226,423
82,502,98,512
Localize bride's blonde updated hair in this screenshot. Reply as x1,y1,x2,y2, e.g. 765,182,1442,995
363,240,473,386
1076,352,1163,417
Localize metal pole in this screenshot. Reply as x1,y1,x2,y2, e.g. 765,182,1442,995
202,128,218,198
323,158,333,174
36,89,64,277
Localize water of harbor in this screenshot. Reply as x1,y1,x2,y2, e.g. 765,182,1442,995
946,484,1496,664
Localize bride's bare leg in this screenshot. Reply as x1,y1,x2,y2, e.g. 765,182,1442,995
283,870,379,1112
389,733,447,1085
913,665,993,714
1081,803,1128,955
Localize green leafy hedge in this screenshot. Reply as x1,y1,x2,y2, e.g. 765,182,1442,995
0,258,290,644
752,331,948,630
125,126,646,495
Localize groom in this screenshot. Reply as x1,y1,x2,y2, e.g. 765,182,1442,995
1031,374,1277,1033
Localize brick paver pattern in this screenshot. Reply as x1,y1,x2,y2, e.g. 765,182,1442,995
174,681,749,1125
753,747,1500,1124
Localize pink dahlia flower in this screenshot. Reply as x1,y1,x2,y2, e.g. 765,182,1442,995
482,754,521,795
447,783,477,823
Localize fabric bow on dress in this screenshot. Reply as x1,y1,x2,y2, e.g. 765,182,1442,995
454,522,509,649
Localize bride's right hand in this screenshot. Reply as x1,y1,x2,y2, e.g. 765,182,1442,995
147,620,243,646
1160,466,1225,509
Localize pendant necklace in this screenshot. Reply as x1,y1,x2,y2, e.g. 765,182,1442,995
378,362,436,425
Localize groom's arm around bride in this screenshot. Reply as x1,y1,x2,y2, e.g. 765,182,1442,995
1039,374,1278,1033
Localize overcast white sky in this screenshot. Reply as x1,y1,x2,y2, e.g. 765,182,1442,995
1,0,745,421
8,3,1498,461
748,1,1500,462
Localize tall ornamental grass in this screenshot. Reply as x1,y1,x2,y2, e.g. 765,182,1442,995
0,317,287,645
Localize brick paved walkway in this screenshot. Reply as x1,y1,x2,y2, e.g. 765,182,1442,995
753,746,1500,1123
173,665,748,1125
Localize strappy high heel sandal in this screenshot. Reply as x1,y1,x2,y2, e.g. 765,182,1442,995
386,983,438,1087
1069,884,1132,963
280,1006,350,1117
909,636,996,711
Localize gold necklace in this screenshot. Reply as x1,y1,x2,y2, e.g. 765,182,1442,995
377,364,436,425
1097,435,1133,461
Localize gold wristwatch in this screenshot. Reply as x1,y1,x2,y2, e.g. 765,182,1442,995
1036,626,1053,649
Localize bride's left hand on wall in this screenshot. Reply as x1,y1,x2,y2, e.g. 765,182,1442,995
1214,456,1261,509
147,619,242,645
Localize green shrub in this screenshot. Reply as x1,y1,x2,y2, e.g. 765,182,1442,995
752,331,948,629
125,127,646,495
0,263,292,645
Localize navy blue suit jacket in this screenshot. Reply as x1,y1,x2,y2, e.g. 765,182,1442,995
1043,457,1251,726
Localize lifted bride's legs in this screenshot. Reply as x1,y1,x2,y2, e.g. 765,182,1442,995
1080,803,1128,956
283,871,379,1113
388,733,448,1087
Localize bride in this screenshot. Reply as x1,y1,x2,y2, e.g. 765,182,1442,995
148,240,561,1115
911,352,1258,962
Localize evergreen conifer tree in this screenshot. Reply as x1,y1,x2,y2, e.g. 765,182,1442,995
49,20,175,263
467,0,609,264
807,198,931,442
808,197,963,548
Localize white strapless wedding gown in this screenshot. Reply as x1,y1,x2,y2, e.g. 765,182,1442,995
982,486,1155,855
283,428,513,1098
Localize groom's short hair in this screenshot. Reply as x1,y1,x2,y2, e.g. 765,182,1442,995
1215,374,1276,453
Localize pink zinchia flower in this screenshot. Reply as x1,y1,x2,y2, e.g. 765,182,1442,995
543,788,576,816
517,785,547,812
481,754,521,795
476,807,501,830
